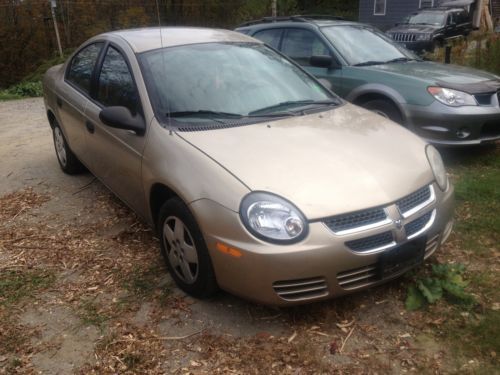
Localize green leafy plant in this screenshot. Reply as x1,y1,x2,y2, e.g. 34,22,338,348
405,263,475,311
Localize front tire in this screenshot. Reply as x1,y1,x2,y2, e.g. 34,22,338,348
362,99,403,125
52,125,85,174
158,198,218,298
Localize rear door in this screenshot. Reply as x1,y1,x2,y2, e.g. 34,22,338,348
84,44,147,216
58,42,104,166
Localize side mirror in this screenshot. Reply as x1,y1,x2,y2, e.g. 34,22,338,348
310,55,341,69
99,106,145,135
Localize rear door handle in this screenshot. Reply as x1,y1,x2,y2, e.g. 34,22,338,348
56,96,63,108
85,121,95,134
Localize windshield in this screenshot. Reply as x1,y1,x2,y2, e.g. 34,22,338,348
321,26,416,66
139,43,336,122
407,12,445,25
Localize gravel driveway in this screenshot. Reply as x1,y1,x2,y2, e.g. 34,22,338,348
0,98,475,374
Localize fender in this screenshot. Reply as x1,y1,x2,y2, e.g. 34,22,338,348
346,83,409,124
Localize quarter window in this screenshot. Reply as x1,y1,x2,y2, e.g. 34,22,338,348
281,29,330,66
97,47,140,113
253,29,282,49
374,0,386,15
67,43,103,94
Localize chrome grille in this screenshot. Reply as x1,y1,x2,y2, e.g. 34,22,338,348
345,231,394,252
337,264,377,289
397,185,432,216
391,33,417,42
323,207,387,234
405,211,433,238
273,277,328,301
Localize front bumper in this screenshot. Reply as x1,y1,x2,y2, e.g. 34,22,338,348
190,182,454,306
403,100,500,146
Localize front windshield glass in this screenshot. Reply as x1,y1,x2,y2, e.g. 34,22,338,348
407,12,445,25
321,26,416,66
139,43,336,121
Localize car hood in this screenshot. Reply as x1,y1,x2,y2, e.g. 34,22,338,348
387,24,441,34
364,61,500,94
178,103,434,220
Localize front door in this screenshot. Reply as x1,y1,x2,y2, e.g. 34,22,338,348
279,28,344,95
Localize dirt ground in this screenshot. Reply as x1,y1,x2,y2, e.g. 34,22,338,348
0,98,495,374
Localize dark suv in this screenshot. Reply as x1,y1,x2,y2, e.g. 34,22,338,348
386,7,472,52
236,16,500,146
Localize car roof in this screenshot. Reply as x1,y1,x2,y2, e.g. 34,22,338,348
100,27,260,53
236,16,362,30
413,7,464,13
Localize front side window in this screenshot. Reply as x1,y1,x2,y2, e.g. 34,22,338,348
253,29,283,49
67,43,103,93
97,46,140,114
139,43,336,123
322,26,417,66
374,0,386,15
281,29,331,66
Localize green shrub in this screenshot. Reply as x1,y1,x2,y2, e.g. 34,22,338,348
8,81,43,98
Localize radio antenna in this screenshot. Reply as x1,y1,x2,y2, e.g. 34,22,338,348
155,0,172,132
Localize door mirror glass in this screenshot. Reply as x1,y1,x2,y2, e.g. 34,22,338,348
310,55,340,69
99,106,145,135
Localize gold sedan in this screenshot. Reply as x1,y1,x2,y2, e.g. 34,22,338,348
43,28,454,305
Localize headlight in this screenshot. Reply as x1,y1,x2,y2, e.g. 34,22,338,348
416,34,431,41
426,145,448,191
240,192,308,244
427,87,477,107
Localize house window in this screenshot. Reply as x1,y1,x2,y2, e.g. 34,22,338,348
419,0,434,8
374,0,386,16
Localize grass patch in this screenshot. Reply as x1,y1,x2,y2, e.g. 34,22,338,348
0,269,55,307
122,265,170,302
443,309,500,369
77,299,109,330
443,146,500,258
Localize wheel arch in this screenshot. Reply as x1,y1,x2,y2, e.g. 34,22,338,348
347,85,408,124
47,109,57,129
149,182,183,232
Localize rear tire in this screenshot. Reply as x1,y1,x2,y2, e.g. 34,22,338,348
52,125,85,174
362,99,403,125
158,198,218,298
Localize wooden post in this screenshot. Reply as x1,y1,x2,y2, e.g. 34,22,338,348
49,0,63,58
271,0,277,17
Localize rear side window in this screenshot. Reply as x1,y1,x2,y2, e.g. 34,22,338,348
253,29,283,49
97,46,140,114
281,29,330,66
66,43,103,94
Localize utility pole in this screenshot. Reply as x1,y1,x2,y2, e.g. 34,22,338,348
271,0,277,17
49,0,63,58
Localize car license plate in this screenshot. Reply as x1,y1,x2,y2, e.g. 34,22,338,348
379,238,426,279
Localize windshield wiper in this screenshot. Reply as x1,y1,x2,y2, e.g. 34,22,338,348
352,60,386,67
167,110,244,118
249,99,337,115
385,57,416,64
